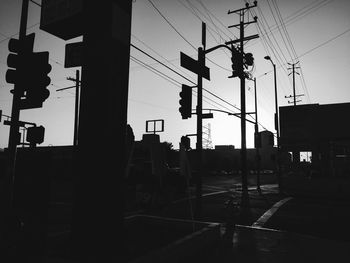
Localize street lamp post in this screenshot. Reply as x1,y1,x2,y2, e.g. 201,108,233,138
264,56,281,193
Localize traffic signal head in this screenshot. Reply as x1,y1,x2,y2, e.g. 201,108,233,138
228,46,243,79
181,136,191,150
179,84,192,119
20,51,52,110
26,125,45,145
244,53,254,66
6,33,35,86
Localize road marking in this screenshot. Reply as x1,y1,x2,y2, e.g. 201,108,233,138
173,190,228,204
252,197,293,228
203,184,228,191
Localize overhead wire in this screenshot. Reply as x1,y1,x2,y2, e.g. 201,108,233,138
246,3,291,97
132,34,195,80
298,27,350,59
147,0,231,72
266,0,294,61
130,45,241,114
272,0,311,103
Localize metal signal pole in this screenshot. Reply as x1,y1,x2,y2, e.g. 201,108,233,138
195,46,204,218
6,0,29,209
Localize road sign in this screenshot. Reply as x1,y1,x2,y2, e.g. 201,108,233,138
202,113,213,119
146,119,164,134
40,0,83,40
180,52,210,80
65,41,83,68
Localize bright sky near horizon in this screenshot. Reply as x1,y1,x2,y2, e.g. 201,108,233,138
0,0,350,150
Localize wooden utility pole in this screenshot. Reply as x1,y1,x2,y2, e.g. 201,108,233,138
253,77,261,192
66,70,80,146
228,1,258,207
286,62,303,164
286,62,304,105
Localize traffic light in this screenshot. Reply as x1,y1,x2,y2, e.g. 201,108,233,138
244,53,254,66
20,51,52,110
228,46,243,79
6,33,35,92
6,33,52,110
179,84,192,119
181,136,191,150
26,125,45,145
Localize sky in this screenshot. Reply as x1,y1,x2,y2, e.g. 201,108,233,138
0,0,350,150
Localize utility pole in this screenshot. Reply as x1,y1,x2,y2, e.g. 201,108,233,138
286,62,304,105
253,77,261,192
228,1,258,207
286,62,303,164
67,70,81,146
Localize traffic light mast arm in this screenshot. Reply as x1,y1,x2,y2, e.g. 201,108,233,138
204,44,232,55
201,108,255,124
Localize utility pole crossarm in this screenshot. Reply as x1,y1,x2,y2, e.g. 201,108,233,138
225,34,259,45
228,0,257,14
67,77,82,83
228,19,257,28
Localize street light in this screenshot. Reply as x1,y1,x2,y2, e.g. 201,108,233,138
264,55,281,193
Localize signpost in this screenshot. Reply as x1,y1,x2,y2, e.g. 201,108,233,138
180,52,210,81
40,0,83,40
64,41,83,68
179,23,210,218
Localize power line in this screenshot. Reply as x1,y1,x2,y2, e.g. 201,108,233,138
131,41,241,112
196,0,238,40
176,0,232,60
266,0,294,61
30,0,41,7
298,27,350,58
132,34,195,81
247,4,291,96
147,0,197,50
271,0,311,103
131,43,196,85
130,54,240,116
0,23,40,45
147,0,231,72
131,55,183,87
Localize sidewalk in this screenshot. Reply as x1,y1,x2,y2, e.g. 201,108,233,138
206,224,350,263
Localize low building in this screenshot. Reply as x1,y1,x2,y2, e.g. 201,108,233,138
208,130,277,173
279,102,350,177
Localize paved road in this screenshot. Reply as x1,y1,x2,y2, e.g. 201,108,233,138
45,173,350,262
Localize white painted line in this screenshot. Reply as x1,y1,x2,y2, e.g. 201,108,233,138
173,190,228,204
252,197,293,228
237,224,285,233
203,184,228,191
125,214,218,226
